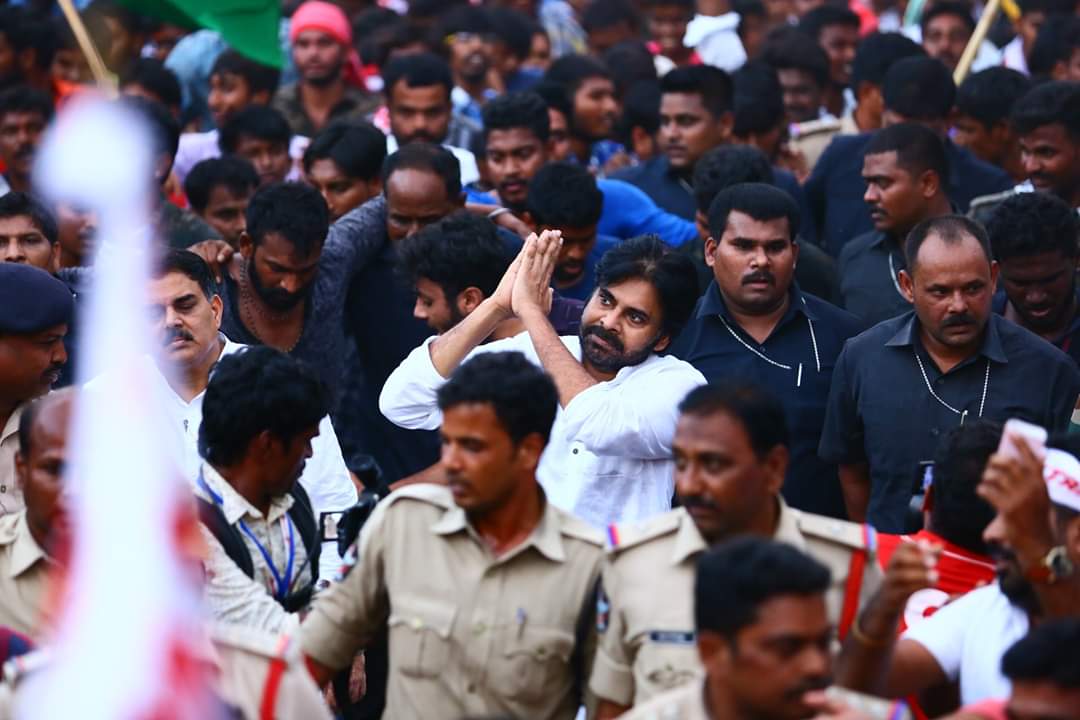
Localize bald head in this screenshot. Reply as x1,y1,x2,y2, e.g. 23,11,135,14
16,389,75,551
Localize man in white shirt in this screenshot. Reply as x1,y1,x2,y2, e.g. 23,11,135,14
145,249,357,582
835,433,1080,706
381,231,705,528
195,344,326,633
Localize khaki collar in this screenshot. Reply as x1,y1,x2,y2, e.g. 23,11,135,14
673,497,805,565
197,463,293,526
773,496,807,552
430,493,567,563
2,403,25,445
9,511,48,578
671,507,708,565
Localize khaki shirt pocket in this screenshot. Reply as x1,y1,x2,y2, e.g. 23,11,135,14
387,595,456,679
635,634,700,697
497,625,576,704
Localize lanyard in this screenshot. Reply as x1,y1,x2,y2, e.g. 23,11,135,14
197,470,296,601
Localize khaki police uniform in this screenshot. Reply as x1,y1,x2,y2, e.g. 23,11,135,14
617,677,710,720
0,625,331,720
0,404,26,517
789,114,859,172
301,483,604,720
589,499,881,707
0,511,51,638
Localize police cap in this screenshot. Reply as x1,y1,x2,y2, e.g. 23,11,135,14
0,264,74,335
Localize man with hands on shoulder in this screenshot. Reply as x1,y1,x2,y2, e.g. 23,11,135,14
835,430,1080,707
380,229,706,528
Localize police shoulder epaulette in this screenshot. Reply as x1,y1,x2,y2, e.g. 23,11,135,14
384,483,455,510
605,509,683,553
796,511,874,551
210,623,295,660
790,117,842,138
555,509,605,547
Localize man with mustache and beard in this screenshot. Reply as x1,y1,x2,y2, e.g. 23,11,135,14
820,215,1080,533
590,383,880,718
835,433,1080,708
838,123,953,327
618,538,838,720
381,231,705,529
671,183,860,519
271,1,379,139
0,85,50,197
0,263,71,519
141,249,357,590
989,193,1080,370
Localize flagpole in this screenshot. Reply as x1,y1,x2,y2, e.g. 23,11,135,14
954,0,1003,86
55,0,117,95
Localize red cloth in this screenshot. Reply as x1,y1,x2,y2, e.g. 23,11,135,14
849,0,879,35
288,1,365,88
876,529,997,632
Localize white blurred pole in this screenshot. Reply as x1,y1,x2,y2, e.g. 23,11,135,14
18,98,210,719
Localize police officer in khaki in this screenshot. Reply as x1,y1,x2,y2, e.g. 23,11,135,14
592,383,881,718
0,263,72,518
301,352,603,719
0,389,75,639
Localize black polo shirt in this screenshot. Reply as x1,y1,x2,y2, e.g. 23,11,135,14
671,281,863,518
837,229,912,327
819,311,1080,532
992,288,1080,370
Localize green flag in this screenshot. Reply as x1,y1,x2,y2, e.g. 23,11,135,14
119,0,282,68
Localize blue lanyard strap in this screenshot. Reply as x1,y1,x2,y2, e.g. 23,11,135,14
198,470,297,601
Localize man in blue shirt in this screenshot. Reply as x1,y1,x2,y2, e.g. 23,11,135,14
838,123,953,327
806,56,1012,257
671,183,861,518
820,215,1080,532
612,65,734,220
469,91,699,247
526,161,621,302
987,192,1080,369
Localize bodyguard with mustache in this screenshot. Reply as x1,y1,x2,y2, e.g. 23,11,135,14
820,215,1080,532
671,183,861,518
381,231,705,529
0,263,71,517
590,383,880,718
618,539,838,720
838,123,953,327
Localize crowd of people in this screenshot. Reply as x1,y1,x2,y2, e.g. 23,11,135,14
0,0,1078,717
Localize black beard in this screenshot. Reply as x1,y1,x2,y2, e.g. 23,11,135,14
579,324,657,373
247,259,310,312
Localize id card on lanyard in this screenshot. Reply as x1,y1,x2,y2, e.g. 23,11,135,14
198,470,297,601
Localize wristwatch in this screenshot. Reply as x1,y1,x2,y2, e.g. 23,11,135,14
1025,546,1076,584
